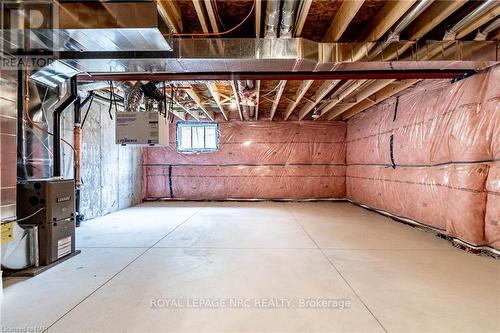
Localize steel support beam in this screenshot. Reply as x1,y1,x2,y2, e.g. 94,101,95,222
78,69,475,82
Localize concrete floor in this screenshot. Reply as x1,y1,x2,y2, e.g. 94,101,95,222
2,202,499,333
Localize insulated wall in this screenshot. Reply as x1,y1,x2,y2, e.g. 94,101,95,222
142,122,346,200
346,66,500,249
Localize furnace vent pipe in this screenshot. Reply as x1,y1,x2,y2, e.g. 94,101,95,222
444,0,498,40
53,76,78,177
280,0,299,38
369,0,434,59
475,16,500,40
265,0,281,37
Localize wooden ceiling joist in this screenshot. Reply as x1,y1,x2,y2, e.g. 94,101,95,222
283,80,313,120
316,80,367,119
455,5,500,40
297,80,341,120
156,0,183,33
185,89,215,121
294,0,313,38
326,79,395,120
287,0,361,120
206,83,228,121
270,80,287,120
341,79,421,120
255,80,261,120
203,0,220,33
175,99,200,121
350,0,417,61
272,0,312,121
314,0,421,121
255,0,262,37
231,80,244,121
406,1,468,40
324,0,365,42
192,0,210,33
379,0,467,61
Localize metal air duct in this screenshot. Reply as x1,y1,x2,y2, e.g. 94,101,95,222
265,0,281,37
475,16,500,40
368,0,434,59
280,0,299,38
444,0,498,40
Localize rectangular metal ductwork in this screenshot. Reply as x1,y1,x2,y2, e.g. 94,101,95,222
2,1,171,53
1,1,172,87
42,39,499,80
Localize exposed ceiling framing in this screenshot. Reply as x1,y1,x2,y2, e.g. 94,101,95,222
94,0,500,122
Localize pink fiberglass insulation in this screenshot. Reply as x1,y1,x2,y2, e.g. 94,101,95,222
142,122,346,200
346,65,500,248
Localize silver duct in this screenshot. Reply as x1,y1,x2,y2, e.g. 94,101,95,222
369,0,433,59
22,82,59,179
237,80,257,120
444,0,498,40
265,0,281,37
475,16,500,40
280,0,299,38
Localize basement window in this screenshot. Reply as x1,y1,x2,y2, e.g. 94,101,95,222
176,122,219,152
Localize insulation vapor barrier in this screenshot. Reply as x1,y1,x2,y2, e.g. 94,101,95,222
142,122,346,200
346,65,499,249
141,65,499,251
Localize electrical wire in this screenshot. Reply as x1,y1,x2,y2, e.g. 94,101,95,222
6,207,45,223
81,91,95,129
260,81,282,98
107,81,114,120
212,0,226,30
172,0,255,37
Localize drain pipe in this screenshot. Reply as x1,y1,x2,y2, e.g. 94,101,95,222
443,0,498,40
475,16,500,40
53,76,78,177
280,0,299,38
265,0,281,37
369,0,434,59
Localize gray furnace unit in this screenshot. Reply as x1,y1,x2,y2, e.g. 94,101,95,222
17,179,76,266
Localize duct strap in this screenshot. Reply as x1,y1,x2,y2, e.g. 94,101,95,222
393,96,399,122
389,134,396,169
168,165,174,198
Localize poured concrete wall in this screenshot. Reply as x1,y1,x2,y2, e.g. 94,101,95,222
79,99,141,220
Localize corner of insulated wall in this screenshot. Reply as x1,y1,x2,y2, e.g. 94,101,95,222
345,65,500,250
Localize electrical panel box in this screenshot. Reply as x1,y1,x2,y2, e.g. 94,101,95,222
115,112,169,145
